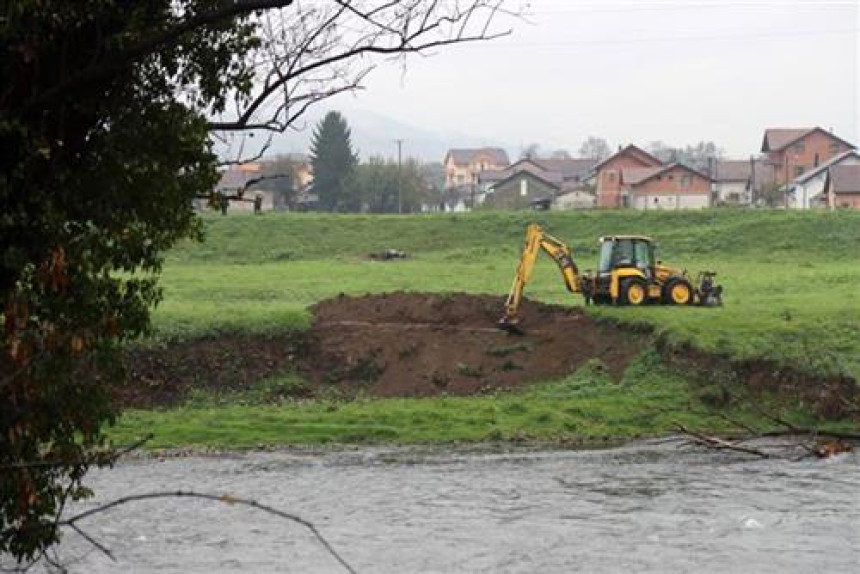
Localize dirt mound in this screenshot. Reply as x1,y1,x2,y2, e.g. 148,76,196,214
117,292,856,417
299,292,645,396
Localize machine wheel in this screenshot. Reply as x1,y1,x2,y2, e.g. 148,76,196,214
619,278,647,306
663,279,693,305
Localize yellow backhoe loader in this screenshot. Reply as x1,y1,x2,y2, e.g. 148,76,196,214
500,224,722,330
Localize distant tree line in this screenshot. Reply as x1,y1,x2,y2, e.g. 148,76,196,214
310,111,441,213
516,137,723,170
646,141,724,172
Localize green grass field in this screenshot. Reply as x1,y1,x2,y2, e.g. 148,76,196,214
113,209,860,448
154,209,860,377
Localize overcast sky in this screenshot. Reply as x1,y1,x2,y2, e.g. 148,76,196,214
274,0,859,160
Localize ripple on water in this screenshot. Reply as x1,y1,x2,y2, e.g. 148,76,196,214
16,444,860,573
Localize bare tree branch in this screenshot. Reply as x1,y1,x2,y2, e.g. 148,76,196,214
58,491,356,573
216,132,276,167
208,0,516,134
674,423,773,459
67,524,115,563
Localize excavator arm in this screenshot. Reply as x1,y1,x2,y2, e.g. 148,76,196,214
500,224,581,331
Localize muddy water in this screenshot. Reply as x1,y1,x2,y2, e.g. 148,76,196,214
46,443,860,573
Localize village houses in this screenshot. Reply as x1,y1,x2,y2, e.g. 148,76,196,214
788,150,860,209
711,159,773,206
822,164,860,209
479,157,597,210
439,125,858,211
761,127,855,189
591,145,712,210
213,154,314,212
443,147,510,189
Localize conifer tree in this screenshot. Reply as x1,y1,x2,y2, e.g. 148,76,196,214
310,112,359,211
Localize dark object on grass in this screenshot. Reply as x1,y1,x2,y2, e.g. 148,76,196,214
368,249,409,261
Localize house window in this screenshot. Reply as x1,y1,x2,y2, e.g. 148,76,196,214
829,142,840,156
520,178,528,196
794,165,804,177
605,171,616,182
814,153,820,167
456,174,465,184
680,175,692,187
794,142,805,154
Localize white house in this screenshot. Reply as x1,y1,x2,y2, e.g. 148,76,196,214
789,150,860,208
712,159,774,206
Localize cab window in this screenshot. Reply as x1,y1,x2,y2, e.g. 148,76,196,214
634,240,654,269
613,240,635,268
598,241,614,273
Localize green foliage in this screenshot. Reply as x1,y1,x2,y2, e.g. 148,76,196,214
0,0,262,561
351,156,433,213
310,111,358,211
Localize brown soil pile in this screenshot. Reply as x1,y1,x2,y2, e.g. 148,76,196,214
298,292,645,396
117,292,855,417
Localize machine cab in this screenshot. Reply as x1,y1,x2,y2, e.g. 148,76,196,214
597,236,656,276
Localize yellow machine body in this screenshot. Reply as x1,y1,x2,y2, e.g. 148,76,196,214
500,225,722,329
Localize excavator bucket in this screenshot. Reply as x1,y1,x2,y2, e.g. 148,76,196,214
497,314,525,335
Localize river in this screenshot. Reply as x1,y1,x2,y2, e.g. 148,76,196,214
22,441,860,573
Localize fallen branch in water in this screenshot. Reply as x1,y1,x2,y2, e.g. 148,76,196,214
673,423,772,458
674,421,856,460
57,491,357,573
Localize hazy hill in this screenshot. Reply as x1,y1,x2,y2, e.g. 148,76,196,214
261,107,514,163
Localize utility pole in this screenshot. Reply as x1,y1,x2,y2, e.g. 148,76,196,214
749,155,756,206
395,139,403,214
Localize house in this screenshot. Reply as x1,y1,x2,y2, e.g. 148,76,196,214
593,145,663,208
482,170,560,210
479,156,597,210
535,158,597,184
822,164,860,209
761,127,855,189
480,157,596,192
712,159,773,206
789,150,860,209
293,190,319,211
437,187,472,212
443,147,510,190
624,163,711,210
212,163,273,212
554,189,596,210
291,157,314,190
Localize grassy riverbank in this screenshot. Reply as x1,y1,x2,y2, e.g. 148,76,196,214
110,209,860,448
110,354,851,449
